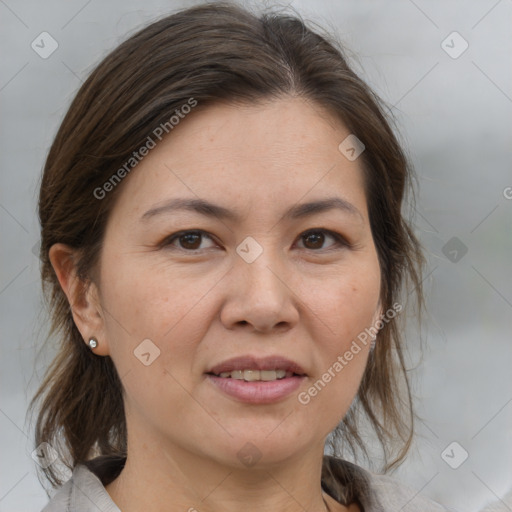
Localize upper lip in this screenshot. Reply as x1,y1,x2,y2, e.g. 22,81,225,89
207,355,307,376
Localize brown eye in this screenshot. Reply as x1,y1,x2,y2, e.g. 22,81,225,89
297,229,348,251
179,232,202,250
162,230,217,251
302,231,325,249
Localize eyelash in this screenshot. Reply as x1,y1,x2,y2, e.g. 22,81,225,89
160,228,351,253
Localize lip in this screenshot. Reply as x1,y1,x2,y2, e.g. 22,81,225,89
206,374,306,404
206,355,307,376
205,355,307,405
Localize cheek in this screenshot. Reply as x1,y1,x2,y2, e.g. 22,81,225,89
301,260,379,411
99,264,208,416
99,255,218,375
313,265,381,347
101,253,194,334
299,277,378,426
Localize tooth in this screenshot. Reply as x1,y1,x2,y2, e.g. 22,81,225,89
243,369,260,381
216,369,292,380
260,370,277,381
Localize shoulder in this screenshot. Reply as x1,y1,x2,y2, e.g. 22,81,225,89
365,471,457,512
322,456,458,512
40,477,72,512
40,462,121,512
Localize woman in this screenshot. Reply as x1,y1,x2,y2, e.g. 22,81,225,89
30,2,455,511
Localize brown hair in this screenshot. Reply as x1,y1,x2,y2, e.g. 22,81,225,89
29,1,427,491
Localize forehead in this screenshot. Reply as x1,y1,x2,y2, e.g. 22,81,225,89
107,97,369,226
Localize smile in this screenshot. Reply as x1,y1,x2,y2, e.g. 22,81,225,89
210,369,297,381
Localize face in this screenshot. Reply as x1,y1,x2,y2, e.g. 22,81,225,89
90,96,382,468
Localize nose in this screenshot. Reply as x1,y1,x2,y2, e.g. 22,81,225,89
219,242,300,334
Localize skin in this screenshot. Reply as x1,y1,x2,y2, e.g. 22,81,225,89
50,96,383,512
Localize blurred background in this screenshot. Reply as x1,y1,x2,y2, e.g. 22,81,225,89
1,0,511,510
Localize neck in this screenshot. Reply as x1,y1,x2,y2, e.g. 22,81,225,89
105,427,347,512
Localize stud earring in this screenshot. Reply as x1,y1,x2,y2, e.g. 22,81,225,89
88,338,98,349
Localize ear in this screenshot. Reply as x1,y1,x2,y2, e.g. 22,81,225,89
48,243,110,356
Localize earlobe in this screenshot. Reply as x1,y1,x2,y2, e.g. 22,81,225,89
48,243,110,356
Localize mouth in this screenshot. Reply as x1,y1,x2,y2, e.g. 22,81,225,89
206,369,303,381
206,355,307,379
205,355,307,404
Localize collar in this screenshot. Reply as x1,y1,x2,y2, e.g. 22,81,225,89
52,454,384,511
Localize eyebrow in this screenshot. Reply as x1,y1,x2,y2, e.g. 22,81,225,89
140,196,363,223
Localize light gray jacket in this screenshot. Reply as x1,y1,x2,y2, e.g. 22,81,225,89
40,455,457,511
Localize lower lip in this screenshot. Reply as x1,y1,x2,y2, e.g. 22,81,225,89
206,374,306,404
